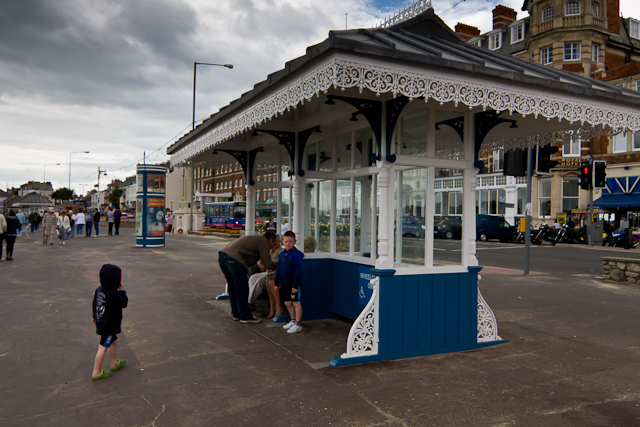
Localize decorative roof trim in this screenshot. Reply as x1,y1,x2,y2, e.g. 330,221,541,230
170,57,640,166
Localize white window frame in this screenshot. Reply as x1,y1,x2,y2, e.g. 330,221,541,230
469,38,482,47
633,132,640,151
488,32,502,51
541,45,553,65
591,2,599,17
510,22,525,43
562,177,580,213
565,1,581,16
631,19,640,40
564,42,581,61
542,5,554,22
591,43,599,62
613,132,627,153
563,139,581,157
538,178,552,218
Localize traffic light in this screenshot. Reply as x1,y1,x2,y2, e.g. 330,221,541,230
503,148,527,177
593,160,607,188
578,164,592,190
537,145,559,174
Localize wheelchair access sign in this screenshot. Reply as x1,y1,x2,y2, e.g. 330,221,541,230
359,267,376,305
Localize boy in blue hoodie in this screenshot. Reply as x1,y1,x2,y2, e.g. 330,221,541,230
91,264,128,380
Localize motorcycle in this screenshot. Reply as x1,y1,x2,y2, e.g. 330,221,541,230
532,223,552,245
610,230,640,248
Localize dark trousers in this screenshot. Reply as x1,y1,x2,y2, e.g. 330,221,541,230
218,252,252,321
108,222,114,235
114,218,121,235
86,222,93,236
5,236,16,257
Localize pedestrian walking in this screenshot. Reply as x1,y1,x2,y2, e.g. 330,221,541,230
85,209,94,237
4,210,19,260
91,264,128,381
114,207,122,236
94,210,101,237
42,207,57,245
107,207,115,236
28,212,36,233
0,212,7,260
16,209,26,232
57,210,71,245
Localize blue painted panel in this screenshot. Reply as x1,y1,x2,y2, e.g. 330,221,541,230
458,273,474,345
300,258,334,320
387,276,404,354
431,275,446,348
402,276,419,352
331,260,367,320
417,274,433,351
445,274,460,347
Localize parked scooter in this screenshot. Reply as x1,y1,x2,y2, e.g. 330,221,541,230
610,230,640,248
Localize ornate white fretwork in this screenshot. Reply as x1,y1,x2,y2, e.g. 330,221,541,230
170,58,640,166
477,275,501,342
341,277,379,359
378,0,433,28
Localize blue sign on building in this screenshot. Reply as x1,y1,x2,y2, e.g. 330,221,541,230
358,267,375,304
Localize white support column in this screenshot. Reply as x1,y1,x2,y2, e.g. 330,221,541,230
376,165,393,269
462,110,478,266
293,178,303,248
246,184,256,236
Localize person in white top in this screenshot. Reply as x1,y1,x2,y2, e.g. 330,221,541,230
75,209,86,238
280,218,289,234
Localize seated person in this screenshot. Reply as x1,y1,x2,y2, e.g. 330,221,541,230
304,235,316,253
248,235,283,317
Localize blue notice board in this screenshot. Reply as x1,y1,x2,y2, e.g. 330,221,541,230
358,266,375,305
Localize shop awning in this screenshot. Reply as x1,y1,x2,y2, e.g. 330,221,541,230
591,194,640,208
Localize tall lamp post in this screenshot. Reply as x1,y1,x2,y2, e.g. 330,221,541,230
69,151,90,192
43,163,61,182
190,62,233,231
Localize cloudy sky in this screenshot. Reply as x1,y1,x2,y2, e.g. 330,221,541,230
1,0,639,196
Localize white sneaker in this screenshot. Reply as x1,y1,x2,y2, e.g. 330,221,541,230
283,320,296,330
287,323,302,334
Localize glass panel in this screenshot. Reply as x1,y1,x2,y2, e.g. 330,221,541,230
317,180,331,252
395,168,427,266
336,179,351,253
336,133,351,172
396,110,427,157
435,110,464,160
279,187,291,230
280,152,290,182
433,168,463,266
354,128,373,169
517,187,527,216
354,176,372,255
306,142,317,172
304,182,317,253
318,138,333,172
562,178,579,212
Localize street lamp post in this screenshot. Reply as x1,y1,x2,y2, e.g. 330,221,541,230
43,163,61,182
69,151,90,192
189,62,233,232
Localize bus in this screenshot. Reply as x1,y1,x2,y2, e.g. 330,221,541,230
203,201,246,229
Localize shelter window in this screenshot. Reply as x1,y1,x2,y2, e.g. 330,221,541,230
565,2,581,16
564,42,581,61
591,43,599,62
613,132,627,153
538,178,551,217
488,32,502,50
395,110,427,157
562,178,580,212
631,20,640,39
591,2,599,17
541,46,553,65
511,22,525,43
542,6,554,22
633,133,640,151
477,188,506,215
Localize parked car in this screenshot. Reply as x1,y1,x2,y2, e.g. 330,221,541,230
434,218,462,239
401,215,426,238
476,214,516,242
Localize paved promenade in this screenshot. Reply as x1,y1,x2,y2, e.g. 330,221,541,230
1,228,639,426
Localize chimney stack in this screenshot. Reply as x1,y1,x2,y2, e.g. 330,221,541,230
607,0,620,35
493,5,517,29
455,23,481,40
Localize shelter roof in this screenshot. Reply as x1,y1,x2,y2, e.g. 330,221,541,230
168,7,640,164
10,192,53,207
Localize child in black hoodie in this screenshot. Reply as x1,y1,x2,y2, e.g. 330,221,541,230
91,264,128,380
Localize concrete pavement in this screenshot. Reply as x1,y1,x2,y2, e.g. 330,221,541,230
1,228,639,426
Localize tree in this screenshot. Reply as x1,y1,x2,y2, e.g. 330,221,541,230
108,188,123,207
50,187,75,202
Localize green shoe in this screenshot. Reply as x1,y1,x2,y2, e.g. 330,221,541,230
91,369,111,381
111,359,126,371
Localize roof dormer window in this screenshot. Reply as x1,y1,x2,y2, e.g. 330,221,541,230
631,19,640,40
565,1,581,16
510,21,525,43
488,32,502,50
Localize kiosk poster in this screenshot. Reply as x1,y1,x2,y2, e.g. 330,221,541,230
147,174,165,193
146,197,165,236
135,201,143,237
